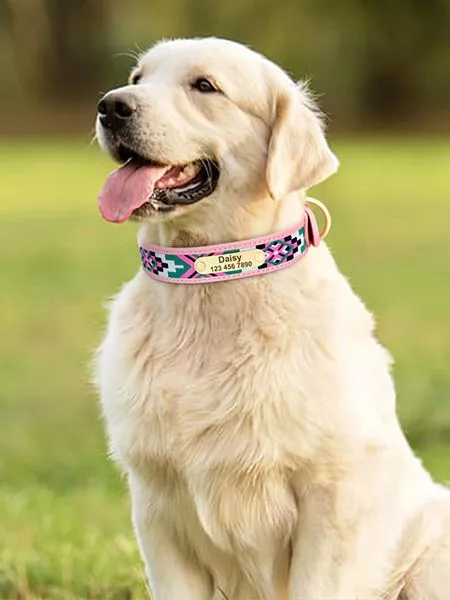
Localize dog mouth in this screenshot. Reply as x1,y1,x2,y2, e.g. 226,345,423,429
98,144,220,223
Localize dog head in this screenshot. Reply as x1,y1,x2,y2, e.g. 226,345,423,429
96,37,338,229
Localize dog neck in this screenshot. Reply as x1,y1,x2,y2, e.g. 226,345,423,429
136,191,331,285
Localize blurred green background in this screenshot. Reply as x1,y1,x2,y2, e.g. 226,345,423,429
1,1,449,599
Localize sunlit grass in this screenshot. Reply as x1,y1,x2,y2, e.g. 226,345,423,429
1,137,449,597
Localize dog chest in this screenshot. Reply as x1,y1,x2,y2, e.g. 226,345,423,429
98,272,342,481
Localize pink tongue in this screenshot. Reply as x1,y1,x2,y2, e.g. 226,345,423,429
98,162,168,223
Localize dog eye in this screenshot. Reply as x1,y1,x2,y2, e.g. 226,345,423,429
130,73,142,85
192,78,218,93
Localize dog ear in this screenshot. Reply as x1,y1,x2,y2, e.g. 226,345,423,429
266,82,339,200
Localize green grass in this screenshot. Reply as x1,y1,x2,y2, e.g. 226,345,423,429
1,137,449,598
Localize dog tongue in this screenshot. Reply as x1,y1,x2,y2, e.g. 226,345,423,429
98,162,168,223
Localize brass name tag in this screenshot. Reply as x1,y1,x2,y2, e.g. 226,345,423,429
195,249,266,275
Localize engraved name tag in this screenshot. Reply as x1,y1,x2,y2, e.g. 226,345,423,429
194,249,266,275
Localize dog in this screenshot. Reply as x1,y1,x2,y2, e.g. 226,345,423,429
95,37,450,599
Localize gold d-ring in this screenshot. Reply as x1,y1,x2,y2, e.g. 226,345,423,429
306,197,332,240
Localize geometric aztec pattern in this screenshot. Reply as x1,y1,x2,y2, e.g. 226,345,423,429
140,223,308,283
256,229,306,269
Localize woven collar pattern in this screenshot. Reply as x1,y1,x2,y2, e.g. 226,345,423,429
139,204,323,285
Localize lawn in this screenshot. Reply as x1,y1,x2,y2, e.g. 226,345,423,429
1,137,449,599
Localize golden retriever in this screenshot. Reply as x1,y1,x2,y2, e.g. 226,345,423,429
95,37,450,599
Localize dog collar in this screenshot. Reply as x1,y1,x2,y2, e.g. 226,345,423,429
139,198,331,284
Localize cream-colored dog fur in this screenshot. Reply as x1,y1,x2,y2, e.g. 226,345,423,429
95,38,450,599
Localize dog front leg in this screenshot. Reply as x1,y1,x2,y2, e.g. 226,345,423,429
286,486,359,600
286,480,403,600
130,484,213,600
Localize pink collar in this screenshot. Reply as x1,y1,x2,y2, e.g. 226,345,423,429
139,199,331,284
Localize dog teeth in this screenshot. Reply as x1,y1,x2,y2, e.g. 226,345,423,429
166,173,186,186
182,163,198,177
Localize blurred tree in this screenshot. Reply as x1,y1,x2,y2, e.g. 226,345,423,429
1,0,449,131
5,0,112,103
5,0,52,99
358,0,450,123
45,0,111,101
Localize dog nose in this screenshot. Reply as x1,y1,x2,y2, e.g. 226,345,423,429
97,92,137,131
